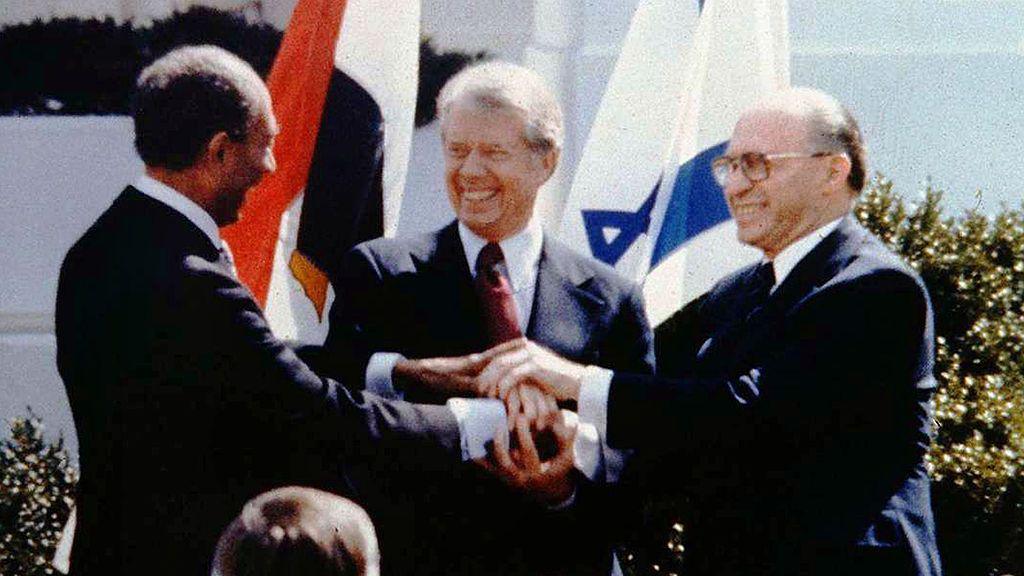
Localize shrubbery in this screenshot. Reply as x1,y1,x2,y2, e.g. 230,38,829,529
0,7,481,125
0,411,78,576
858,180,1024,575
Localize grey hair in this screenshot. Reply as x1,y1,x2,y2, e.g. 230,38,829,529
436,60,564,153
759,86,868,193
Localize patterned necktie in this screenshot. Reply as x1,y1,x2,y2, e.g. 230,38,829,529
474,243,523,345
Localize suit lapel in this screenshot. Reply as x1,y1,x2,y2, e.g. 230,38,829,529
697,216,866,369
526,237,604,360
417,222,489,352
763,215,866,317
123,186,222,262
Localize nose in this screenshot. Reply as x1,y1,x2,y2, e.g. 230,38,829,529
263,149,277,174
459,148,488,178
723,163,752,198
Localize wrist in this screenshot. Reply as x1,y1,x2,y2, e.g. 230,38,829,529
539,475,576,507
392,358,419,392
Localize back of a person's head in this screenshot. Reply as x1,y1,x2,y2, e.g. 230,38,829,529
212,487,379,576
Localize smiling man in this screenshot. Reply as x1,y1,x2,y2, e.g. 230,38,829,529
319,61,654,575
478,87,942,576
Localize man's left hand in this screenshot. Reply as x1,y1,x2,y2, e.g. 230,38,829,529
476,409,578,506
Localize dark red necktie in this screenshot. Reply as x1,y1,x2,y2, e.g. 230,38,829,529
474,243,523,345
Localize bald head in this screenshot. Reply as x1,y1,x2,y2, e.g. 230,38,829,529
750,87,867,194
212,487,380,576
720,87,865,259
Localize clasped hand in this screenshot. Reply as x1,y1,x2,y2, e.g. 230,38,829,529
394,339,587,504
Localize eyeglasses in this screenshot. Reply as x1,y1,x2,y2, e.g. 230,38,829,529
711,151,831,187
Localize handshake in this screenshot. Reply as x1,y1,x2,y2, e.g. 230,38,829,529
393,339,589,504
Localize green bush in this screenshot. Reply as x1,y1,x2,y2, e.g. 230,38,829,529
857,179,1024,575
627,178,1024,576
0,410,78,576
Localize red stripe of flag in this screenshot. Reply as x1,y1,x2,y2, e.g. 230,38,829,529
221,0,349,306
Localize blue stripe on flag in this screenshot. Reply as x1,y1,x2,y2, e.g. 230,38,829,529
650,141,730,267
581,183,659,266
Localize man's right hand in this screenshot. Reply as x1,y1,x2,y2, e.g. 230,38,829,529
392,339,525,398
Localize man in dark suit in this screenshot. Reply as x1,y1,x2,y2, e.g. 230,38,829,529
479,88,942,576
55,46,513,576
318,61,655,575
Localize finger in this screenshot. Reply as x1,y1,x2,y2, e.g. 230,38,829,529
545,393,559,418
552,414,578,453
519,385,538,425
505,389,521,431
478,348,529,397
490,424,519,478
497,363,537,400
515,414,542,471
525,386,556,430
478,338,528,365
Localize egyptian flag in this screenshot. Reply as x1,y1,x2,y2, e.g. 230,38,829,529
557,0,789,325
221,0,419,343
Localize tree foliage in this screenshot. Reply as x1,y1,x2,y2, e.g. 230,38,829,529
0,411,78,576
856,179,1024,575
0,8,480,126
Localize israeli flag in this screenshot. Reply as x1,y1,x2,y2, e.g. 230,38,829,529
559,0,790,325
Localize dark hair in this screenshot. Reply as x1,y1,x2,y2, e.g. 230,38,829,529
211,487,379,576
132,45,265,170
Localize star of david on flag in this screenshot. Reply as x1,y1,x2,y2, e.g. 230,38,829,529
559,0,790,325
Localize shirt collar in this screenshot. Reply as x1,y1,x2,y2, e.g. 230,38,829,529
769,217,843,286
133,174,223,250
458,218,544,292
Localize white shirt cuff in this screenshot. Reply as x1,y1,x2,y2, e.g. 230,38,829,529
577,366,630,483
578,366,613,439
446,398,508,461
365,352,404,399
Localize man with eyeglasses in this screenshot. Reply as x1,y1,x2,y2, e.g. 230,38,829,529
476,87,942,575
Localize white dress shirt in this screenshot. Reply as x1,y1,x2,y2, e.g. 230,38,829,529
133,174,222,250
576,216,845,482
363,218,544,396
131,175,506,461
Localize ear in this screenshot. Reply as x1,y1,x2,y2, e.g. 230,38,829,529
540,148,560,180
827,153,852,188
205,131,232,164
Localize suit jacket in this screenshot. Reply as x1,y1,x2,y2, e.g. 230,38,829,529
612,216,942,576
319,221,656,576
55,187,462,576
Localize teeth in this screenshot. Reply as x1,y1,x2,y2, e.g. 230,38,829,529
463,190,497,201
733,204,760,217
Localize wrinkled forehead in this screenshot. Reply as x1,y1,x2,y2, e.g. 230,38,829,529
727,108,811,154
440,98,528,143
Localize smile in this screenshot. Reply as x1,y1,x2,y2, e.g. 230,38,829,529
462,189,498,201
732,203,763,218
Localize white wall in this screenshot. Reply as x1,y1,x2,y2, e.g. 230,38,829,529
0,116,460,457
1,117,142,454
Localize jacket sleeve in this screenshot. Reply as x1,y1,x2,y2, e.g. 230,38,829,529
316,244,401,389
177,255,462,473
600,281,657,375
606,268,932,458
